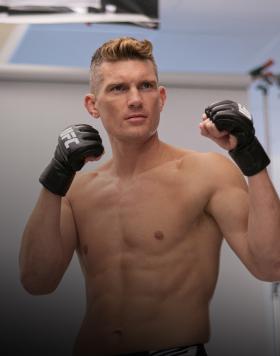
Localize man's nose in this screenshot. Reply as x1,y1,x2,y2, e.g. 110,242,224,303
127,88,143,109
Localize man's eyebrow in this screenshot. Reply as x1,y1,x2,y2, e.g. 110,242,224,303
105,81,126,89
141,79,158,85
104,78,158,89
106,80,126,88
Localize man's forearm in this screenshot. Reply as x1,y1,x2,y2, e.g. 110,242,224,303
19,188,66,294
247,169,280,279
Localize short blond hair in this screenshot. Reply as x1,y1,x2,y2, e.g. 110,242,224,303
89,37,158,93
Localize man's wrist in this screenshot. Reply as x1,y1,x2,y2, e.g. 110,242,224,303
229,137,270,176
39,158,75,196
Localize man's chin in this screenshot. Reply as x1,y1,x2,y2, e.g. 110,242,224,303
111,129,158,144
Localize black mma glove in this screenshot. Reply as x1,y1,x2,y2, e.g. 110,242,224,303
205,100,270,176
39,124,104,196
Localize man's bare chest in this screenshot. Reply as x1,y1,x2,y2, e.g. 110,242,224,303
71,169,212,254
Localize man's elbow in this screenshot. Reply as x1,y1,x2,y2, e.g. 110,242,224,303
254,273,280,283
20,272,59,295
253,260,280,282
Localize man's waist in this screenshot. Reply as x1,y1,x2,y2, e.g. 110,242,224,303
78,314,209,355
116,343,208,356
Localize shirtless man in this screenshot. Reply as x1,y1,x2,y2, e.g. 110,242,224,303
19,37,280,356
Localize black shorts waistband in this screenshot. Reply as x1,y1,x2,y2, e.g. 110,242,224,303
118,343,208,355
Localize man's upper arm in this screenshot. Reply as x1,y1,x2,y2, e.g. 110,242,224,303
206,154,260,277
59,196,78,268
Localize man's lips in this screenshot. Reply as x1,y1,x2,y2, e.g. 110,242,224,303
126,113,147,121
125,113,147,120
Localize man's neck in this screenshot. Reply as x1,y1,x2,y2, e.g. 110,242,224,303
109,133,166,179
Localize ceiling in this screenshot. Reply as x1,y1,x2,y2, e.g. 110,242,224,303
161,0,280,36
1,0,280,73
160,0,280,71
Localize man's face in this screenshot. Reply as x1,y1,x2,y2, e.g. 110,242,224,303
89,59,166,143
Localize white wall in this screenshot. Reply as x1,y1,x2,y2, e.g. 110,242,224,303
0,65,274,356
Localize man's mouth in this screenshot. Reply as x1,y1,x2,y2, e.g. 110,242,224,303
125,114,147,122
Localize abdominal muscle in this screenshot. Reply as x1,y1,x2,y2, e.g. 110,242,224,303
73,229,219,356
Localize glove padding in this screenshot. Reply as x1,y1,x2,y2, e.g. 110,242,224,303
39,124,104,196
205,100,270,176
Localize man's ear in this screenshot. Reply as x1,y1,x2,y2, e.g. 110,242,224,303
84,94,100,118
159,86,167,112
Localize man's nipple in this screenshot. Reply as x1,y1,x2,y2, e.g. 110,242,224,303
154,230,164,240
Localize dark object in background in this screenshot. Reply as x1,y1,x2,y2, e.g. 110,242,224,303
0,0,159,28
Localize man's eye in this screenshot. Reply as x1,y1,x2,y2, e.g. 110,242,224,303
141,82,154,89
111,85,125,92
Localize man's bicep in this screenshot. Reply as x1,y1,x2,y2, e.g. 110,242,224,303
209,183,248,240
207,172,260,277
60,197,78,267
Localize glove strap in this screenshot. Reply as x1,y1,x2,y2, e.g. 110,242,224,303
229,137,270,176
39,158,75,196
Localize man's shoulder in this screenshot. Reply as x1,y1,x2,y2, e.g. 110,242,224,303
201,151,248,191
174,148,246,185
170,147,226,168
